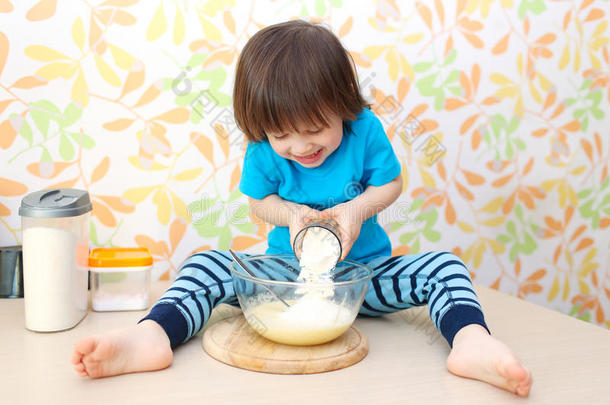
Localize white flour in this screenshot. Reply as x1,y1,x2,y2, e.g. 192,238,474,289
92,291,149,311
248,296,353,345
292,225,342,318
277,293,351,327
249,225,351,344
297,226,340,284
22,226,88,331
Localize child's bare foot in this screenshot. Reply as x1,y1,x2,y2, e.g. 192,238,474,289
71,320,173,378
446,324,532,397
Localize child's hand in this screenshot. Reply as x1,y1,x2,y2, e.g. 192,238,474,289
320,202,362,261
288,204,323,249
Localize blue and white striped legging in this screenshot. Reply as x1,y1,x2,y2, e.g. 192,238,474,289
140,250,490,348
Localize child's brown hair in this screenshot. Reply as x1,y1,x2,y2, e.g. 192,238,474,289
233,20,367,143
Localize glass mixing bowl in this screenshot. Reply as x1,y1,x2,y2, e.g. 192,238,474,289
230,254,373,346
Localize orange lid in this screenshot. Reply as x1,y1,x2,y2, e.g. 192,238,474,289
89,247,153,268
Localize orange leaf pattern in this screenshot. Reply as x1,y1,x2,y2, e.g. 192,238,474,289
0,1,608,328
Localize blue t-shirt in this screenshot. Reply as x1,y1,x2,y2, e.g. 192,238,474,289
239,108,402,262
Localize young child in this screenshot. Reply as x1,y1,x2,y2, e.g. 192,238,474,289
71,20,532,397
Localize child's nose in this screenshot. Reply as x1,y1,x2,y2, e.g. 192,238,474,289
292,136,314,154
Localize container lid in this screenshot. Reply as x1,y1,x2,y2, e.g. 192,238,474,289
89,247,153,268
19,189,92,218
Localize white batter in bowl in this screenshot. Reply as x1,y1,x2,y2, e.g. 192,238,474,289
230,254,372,346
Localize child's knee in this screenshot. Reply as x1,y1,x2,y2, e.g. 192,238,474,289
206,249,228,258
179,249,233,276
186,249,227,261
192,248,225,257
440,251,466,266
434,251,472,279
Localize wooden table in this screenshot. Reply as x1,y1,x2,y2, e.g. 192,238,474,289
1,281,608,404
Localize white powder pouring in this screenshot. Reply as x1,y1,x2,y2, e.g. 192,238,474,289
279,225,342,324
277,294,350,325
297,225,340,284
248,225,351,345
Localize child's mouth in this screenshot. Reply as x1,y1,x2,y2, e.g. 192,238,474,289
293,148,322,165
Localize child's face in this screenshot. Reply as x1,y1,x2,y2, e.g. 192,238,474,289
266,113,343,168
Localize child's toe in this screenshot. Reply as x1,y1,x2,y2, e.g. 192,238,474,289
82,358,102,378
507,365,532,396
74,336,98,357
516,382,531,397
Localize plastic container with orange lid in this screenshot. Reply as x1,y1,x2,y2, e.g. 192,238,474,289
89,247,152,311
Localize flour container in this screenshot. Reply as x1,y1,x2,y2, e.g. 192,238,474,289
89,247,152,311
19,189,91,332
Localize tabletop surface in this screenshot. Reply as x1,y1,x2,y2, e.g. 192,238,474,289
1,281,609,405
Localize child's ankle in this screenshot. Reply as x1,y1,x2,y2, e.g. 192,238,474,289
453,324,490,346
138,320,171,346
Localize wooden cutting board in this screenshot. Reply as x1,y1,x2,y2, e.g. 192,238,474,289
202,314,368,374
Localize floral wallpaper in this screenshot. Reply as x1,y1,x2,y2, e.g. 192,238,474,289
0,0,608,328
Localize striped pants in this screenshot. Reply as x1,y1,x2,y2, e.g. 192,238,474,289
140,250,489,348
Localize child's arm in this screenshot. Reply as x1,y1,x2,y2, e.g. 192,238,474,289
349,174,403,222
248,194,306,226
321,174,403,260
248,194,322,245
